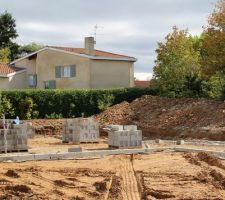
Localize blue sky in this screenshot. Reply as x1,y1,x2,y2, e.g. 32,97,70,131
0,0,217,80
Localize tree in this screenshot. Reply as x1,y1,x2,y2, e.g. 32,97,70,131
191,35,204,53
201,0,225,76
19,43,43,56
0,11,19,61
0,48,10,63
153,26,201,97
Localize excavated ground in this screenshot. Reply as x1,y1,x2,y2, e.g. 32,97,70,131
0,152,225,200
28,95,225,140
95,95,225,140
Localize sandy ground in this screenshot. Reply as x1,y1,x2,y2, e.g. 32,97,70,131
0,152,225,199
149,143,225,151
27,135,225,154
28,136,109,154
0,136,225,199
134,152,225,199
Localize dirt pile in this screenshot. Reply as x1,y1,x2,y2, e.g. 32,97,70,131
28,95,225,140
197,152,225,170
5,170,20,178
95,95,225,140
27,119,64,135
95,101,134,127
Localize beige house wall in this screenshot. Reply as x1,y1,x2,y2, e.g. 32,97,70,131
15,57,36,75
9,71,27,89
10,48,135,89
36,49,91,89
90,60,134,88
0,77,10,89
0,71,27,90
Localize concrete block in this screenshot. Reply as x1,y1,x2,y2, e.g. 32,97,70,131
107,126,142,148
176,140,185,145
124,125,137,131
155,139,164,144
68,147,82,152
63,118,100,143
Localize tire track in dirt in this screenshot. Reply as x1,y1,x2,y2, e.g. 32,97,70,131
120,156,140,200
183,152,225,190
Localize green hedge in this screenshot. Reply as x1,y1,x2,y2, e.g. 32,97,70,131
0,88,158,119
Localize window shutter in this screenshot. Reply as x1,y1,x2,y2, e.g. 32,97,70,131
49,80,56,89
55,66,61,78
33,74,37,86
70,65,76,77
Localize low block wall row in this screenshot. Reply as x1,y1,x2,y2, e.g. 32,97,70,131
0,147,225,162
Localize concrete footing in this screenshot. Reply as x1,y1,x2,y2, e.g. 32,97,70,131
0,147,225,162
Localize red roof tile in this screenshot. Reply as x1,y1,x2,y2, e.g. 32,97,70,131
135,80,151,88
0,64,24,75
49,46,135,59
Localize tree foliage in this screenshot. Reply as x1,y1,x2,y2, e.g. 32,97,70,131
0,48,10,63
201,0,225,76
19,43,43,56
153,26,201,97
0,11,19,61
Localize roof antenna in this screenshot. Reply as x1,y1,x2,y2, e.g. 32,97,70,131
94,24,103,43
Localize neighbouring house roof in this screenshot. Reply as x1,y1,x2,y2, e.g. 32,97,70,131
11,46,137,64
0,64,26,77
134,80,150,88
50,46,135,60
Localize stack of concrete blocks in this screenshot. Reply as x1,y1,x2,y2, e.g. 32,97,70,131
63,118,99,144
26,122,35,138
0,123,28,153
108,125,142,149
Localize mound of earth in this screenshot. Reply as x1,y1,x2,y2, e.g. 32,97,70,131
28,95,225,140
95,95,225,140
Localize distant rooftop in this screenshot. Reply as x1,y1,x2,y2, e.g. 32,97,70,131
49,46,135,60
0,64,25,76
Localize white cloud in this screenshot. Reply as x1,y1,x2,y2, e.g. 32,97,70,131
134,73,153,81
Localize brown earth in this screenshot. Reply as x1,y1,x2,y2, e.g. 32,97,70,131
26,135,225,154
0,152,225,199
95,95,225,140
28,95,225,140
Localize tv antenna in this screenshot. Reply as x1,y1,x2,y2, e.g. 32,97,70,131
94,24,104,42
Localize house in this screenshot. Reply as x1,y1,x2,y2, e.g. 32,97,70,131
0,37,137,90
134,80,150,88
0,64,26,89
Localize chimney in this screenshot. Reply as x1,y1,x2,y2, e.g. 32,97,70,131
85,37,95,55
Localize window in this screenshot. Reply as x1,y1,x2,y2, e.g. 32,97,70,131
55,65,76,78
28,74,37,87
44,80,56,89
62,66,71,78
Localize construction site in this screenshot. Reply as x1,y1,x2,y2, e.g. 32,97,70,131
0,95,225,200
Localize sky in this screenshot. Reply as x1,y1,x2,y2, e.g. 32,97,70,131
0,0,217,80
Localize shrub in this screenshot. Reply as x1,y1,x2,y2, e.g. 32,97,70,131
0,88,158,119
18,97,39,119
0,94,15,118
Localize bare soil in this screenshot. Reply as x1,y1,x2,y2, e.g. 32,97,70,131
28,95,225,140
27,135,225,154
133,152,225,199
0,152,225,199
95,95,225,140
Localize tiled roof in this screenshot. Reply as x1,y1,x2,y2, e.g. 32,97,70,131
135,80,151,88
49,46,135,59
0,64,24,75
